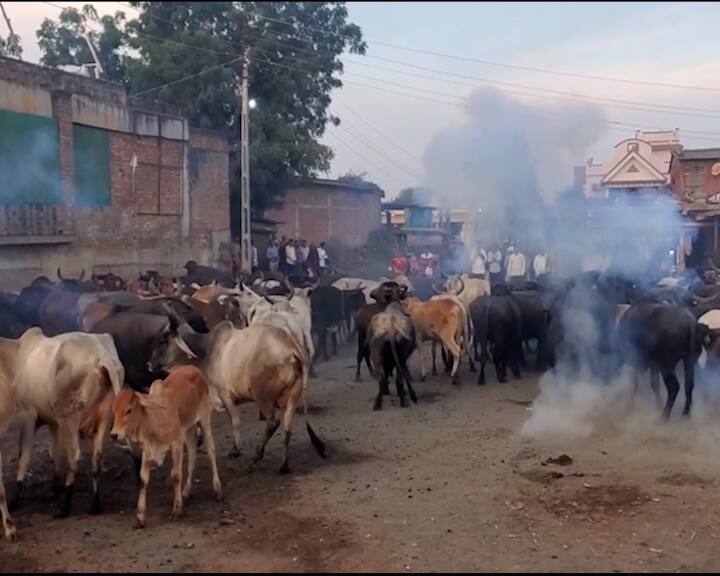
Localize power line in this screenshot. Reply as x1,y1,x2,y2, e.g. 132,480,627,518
131,55,243,97
325,129,413,188
333,119,423,180
251,13,720,93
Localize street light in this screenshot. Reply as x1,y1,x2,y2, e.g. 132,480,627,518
248,98,257,110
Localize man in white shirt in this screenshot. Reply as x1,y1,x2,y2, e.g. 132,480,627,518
505,246,526,287
251,241,258,272
471,246,487,278
532,252,547,281
317,241,329,275
487,244,503,287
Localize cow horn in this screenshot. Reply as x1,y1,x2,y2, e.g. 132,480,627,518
174,336,197,359
263,294,275,305
457,278,465,295
432,283,444,295
57,267,65,281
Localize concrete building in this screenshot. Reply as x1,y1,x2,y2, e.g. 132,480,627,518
579,130,682,199
266,178,383,248
0,57,230,289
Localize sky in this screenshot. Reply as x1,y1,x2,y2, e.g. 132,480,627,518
5,1,720,200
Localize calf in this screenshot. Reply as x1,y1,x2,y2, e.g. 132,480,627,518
110,366,222,528
366,302,417,410
401,297,466,385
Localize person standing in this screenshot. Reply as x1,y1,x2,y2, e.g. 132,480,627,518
505,246,527,288
285,238,297,275
278,235,288,274
317,241,329,275
487,243,503,287
298,239,310,274
470,245,487,279
532,250,548,282
266,239,279,272
307,242,320,278
251,240,258,273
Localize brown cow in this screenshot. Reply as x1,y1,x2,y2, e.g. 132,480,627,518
401,297,466,385
110,365,222,528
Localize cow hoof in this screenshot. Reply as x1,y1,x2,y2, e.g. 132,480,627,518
4,528,17,543
477,378,486,386
90,501,102,516
372,402,382,411
355,375,362,383
279,463,291,475
420,376,426,383
469,365,477,373
54,507,70,520
400,398,409,408
215,490,224,502
171,511,183,521
133,518,146,530
229,447,242,459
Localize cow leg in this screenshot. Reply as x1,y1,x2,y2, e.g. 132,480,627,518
253,411,280,464
478,345,487,386
419,343,427,382
396,372,408,407
332,330,339,356
356,332,366,381
135,451,151,529
218,391,243,457
661,369,680,420
11,415,37,511
649,369,662,409
373,384,384,411
198,411,222,501
279,397,297,474
57,427,81,518
405,374,418,404
495,352,507,384
0,450,17,542
49,424,64,498
512,342,523,379
683,357,695,416
447,340,462,386
432,341,438,376
322,329,330,361
182,429,198,500
170,442,183,520
90,407,111,515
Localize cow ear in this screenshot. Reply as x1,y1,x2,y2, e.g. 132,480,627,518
136,394,167,411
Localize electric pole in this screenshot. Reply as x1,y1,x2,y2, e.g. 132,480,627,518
0,2,22,60
239,48,252,274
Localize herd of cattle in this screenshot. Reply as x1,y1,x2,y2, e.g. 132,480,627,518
1,262,720,543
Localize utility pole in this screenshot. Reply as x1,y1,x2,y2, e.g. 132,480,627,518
82,33,104,79
239,47,252,274
0,2,22,60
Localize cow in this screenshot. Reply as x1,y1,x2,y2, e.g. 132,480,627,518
181,294,245,331
110,365,222,528
401,297,467,385
509,290,550,371
184,261,235,287
0,360,15,541
443,274,491,307
470,292,523,385
91,272,126,292
430,293,476,374
6,329,124,518
331,277,381,304
0,293,28,339
91,312,186,392
366,301,416,410
310,285,345,362
148,321,326,473
618,302,708,418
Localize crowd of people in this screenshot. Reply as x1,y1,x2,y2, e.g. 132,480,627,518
390,239,549,288
260,235,330,277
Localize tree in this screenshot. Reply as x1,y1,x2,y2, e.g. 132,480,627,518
124,1,366,218
36,4,127,83
0,32,22,59
338,170,368,184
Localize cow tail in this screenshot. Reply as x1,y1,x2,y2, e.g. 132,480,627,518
478,303,491,363
297,353,326,459
390,337,412,384
79,365,115,439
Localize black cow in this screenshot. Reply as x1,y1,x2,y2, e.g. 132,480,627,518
311,285,345,361
471,291,523,385
510,290,550,371
618,302,708,418
366,301,417,410
91,311,175,391
184,260,235,287
0,292,28,338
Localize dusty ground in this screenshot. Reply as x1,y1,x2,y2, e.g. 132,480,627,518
2,346,720,573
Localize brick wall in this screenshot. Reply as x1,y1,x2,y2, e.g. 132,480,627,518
268,182,382,247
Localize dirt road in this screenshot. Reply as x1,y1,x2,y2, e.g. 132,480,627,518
2,348,720,572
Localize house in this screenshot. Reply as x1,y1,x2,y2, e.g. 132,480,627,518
670,148,720,267
266,178,384,248
0,57,230,289
579,130,682,199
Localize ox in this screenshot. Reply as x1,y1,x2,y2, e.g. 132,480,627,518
5,329,123,519
110,365,222,528
401,297,468,385
366,301,417,410
149,321,326,473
